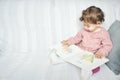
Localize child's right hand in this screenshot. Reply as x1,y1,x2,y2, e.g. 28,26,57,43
61,40,70,50
61,40,70,46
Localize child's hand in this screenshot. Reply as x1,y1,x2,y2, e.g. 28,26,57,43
61,40,70,46
61,40,70,50
94,52,105,58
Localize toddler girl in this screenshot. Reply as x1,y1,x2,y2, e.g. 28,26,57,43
62,6,112,75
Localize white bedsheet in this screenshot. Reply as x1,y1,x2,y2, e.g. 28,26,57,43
45,62,81,80
91,64,120,80
45,63,120,80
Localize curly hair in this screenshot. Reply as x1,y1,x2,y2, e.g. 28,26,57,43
80,6,104,24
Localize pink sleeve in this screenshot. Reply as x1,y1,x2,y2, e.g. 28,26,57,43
96,31,112,56
67,31,83,45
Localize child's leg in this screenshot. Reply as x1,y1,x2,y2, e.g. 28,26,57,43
81,69,92,80
92,67,100,74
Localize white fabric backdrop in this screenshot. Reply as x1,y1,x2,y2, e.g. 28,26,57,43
0,0,120,80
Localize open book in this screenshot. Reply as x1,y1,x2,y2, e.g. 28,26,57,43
50,44,109,71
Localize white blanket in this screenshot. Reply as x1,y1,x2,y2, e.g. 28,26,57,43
91,64,120,80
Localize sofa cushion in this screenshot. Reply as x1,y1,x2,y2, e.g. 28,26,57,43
106,20,120,75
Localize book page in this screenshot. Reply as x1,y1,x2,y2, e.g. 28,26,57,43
53,44,109,70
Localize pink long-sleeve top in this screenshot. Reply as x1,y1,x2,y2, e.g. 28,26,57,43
68,27,112,56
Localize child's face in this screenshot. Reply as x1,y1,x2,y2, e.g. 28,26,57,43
83,21,101,32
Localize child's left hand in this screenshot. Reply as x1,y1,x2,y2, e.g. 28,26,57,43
94,52,105,58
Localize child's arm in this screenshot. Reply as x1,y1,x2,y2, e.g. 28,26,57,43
62,31,83,46
95,31,112,58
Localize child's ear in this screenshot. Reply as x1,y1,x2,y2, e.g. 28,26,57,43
97,21,101,24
